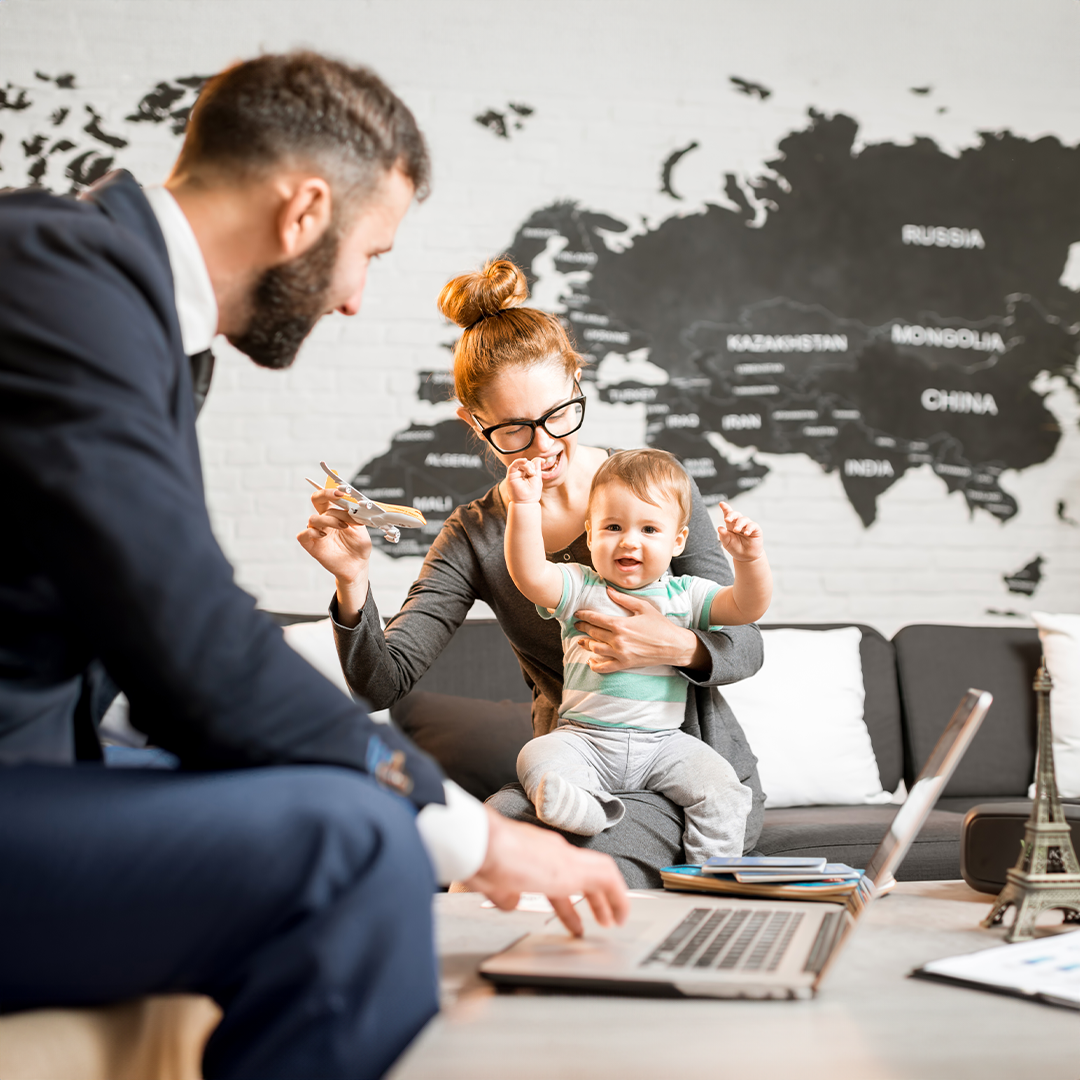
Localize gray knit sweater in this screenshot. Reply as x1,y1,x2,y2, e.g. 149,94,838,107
331,475,766,871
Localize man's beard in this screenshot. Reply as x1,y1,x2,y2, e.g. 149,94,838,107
227,223,341,370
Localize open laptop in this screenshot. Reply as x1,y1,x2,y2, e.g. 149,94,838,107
480,689,992,999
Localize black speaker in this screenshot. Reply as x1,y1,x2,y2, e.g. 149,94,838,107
961,801,1080,893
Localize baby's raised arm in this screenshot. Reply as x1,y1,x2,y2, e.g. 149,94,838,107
708,502,773,626
504,458,566,610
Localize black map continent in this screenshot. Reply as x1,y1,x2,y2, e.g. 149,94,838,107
357,109,1080,554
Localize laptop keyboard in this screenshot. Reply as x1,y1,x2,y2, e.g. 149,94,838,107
642,907,805,972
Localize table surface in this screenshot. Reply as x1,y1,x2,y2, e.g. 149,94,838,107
390,881,1080,1080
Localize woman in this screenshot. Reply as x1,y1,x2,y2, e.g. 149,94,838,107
298,259,764,887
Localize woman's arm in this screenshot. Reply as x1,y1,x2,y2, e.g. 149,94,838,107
309,503,485,711
297,486,373,629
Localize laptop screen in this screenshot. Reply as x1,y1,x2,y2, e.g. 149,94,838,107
863,689,992,889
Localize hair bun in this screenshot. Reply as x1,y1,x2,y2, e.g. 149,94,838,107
437,258,528,329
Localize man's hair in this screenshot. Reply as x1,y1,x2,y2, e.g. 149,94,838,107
173,51,430,205
588,448,693,530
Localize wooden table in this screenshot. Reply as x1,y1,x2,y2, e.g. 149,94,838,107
390,882,1080,1080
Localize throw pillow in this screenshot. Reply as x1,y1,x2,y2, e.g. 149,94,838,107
1030,612,1080,800
282,617,352,698
391,692,533,802
719,626,892,809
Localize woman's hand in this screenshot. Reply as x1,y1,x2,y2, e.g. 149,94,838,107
573,589,708,673
296,488,373,626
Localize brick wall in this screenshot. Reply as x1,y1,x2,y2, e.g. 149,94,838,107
2,0,1078,636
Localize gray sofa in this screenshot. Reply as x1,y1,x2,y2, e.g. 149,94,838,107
388,620,1079,884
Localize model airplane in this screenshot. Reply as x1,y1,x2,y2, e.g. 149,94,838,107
306,462,427,544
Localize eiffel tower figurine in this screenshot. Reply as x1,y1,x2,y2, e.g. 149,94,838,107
982,658,1080,941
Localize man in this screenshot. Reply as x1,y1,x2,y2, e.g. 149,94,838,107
0,52,627,1079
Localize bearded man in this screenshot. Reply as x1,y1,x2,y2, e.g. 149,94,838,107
0,52,626,1080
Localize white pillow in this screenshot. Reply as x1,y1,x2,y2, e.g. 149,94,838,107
282,617,352,698
1030,612,1080,800
720,627,893,809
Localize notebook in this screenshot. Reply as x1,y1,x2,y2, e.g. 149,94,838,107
479,689,992,999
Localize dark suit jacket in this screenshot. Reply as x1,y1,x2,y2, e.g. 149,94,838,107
0,171,444,808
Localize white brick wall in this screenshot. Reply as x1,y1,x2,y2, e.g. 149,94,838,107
2,0,1078,637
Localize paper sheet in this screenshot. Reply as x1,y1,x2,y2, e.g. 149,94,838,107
917,929,1080,1008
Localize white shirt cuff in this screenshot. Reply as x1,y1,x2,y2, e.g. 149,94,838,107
414,780,489,885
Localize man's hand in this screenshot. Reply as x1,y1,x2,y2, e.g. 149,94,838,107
716,501,765,562
505,457,543,504
465,807,630,936
574,590,705,673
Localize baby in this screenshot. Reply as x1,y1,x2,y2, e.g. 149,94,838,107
505,447,773,862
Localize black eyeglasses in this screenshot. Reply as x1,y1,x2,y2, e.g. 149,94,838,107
473,383,587,454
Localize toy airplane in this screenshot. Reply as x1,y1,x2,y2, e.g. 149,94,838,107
305,462,426,544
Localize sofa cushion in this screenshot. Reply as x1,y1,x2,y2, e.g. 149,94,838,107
762,623,902,793
720,627,892,808
391,692,532,802
410,620,533,703
281,617,352,697
894,625,1040,797
1032,611,1080,799
758,805,964,880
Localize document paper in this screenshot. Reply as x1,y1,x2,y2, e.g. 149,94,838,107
917,929,1080,1009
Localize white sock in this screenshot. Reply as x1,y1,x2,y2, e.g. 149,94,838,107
535,773,607,836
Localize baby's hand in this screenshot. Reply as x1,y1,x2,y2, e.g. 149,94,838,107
506,457,543,504
717,501,765,562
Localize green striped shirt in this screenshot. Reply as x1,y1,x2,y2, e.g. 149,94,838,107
537,564,722,731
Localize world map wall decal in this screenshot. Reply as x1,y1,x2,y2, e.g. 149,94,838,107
355,109,1080,555
2,74,1077,578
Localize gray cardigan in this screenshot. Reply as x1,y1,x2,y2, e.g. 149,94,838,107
332,475,766,859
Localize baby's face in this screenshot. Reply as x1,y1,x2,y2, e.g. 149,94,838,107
585,481,689,590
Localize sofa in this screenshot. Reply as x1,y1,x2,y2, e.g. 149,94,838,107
390,619,1080,886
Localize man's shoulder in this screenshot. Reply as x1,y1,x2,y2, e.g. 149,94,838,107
0,179,182,395
1,178,171,304
0,176,167,280
0,187,97,237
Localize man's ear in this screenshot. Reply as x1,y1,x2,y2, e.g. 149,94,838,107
276,176,333,260
672,525,690,557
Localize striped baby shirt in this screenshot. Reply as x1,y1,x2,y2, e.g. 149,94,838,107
537,563,723,731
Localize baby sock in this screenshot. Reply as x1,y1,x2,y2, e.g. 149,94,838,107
535,773,607,835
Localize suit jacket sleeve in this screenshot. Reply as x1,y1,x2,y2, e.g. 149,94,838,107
0,195,444,808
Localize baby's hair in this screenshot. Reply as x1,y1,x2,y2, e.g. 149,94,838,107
437,258,583,412
588,449,692,530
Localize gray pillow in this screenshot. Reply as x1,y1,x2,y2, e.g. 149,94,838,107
390,691,532,802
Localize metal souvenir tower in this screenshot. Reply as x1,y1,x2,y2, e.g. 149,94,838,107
982,659,1080,941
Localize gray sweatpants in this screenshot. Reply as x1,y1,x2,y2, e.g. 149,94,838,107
517,723,753,862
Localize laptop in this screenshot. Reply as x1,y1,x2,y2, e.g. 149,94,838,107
480,688,992,999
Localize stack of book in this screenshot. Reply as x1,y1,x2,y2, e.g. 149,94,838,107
661,856,864,901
